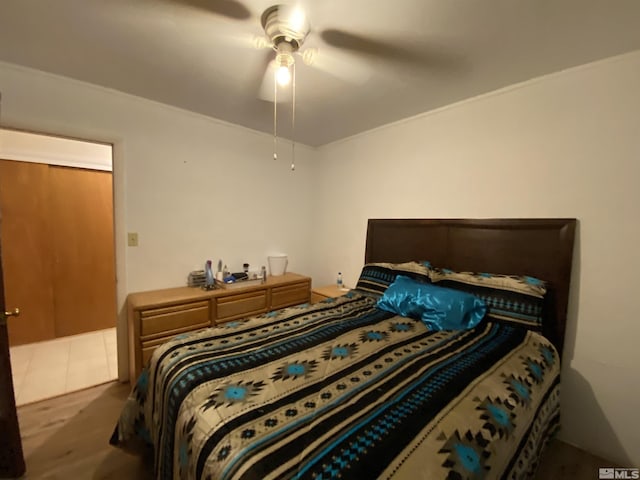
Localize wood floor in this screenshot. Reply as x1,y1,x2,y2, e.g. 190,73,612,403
15,381,151,480
12,381,616,479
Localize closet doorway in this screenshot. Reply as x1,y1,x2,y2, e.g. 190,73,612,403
0,129,117,404
0,160,117,343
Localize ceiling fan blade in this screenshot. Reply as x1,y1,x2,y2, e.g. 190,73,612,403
320,29,465,73
168,0,251,21
301,47,372,85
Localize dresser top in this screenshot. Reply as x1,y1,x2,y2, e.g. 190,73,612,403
128,272,310,310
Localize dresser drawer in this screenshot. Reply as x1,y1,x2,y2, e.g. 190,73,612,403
140,301,210,338
214,290,268,323
271,281,310,310
142,343,159,367
139,335,172,366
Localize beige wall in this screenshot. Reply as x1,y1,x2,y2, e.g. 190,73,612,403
0,61,317,380
311,50,640,466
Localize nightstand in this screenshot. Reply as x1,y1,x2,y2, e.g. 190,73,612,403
311,284,350,303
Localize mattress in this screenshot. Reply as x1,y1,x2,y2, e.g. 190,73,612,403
112,292,560,480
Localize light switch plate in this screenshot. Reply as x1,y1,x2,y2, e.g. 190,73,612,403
127,232,139,247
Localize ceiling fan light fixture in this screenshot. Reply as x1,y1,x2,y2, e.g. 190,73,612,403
275,43,295,86
276,64,291,86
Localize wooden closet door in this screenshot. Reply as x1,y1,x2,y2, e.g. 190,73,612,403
49,166,116,337
0,160,56,345
0,225,26,477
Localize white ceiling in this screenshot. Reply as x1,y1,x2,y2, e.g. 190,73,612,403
1,0,639,147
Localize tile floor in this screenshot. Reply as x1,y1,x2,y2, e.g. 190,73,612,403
9,327,118,406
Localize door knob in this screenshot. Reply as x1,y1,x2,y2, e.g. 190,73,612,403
0,307,20,326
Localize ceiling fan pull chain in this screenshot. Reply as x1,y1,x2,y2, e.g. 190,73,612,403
273,72,278,161
291,62,296,171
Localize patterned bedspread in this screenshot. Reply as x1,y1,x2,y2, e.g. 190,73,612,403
112,292,560,480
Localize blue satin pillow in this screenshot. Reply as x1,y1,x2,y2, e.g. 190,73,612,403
377,275,487,331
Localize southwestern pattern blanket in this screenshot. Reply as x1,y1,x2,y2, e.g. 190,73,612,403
112,293,560,480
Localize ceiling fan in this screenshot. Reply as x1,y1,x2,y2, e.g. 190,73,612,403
251,3,375,100
166,0,462,168
169,0,462,98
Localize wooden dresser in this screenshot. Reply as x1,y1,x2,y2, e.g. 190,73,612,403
127,272,311,381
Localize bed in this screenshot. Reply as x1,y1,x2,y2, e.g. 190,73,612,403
112,218,576,480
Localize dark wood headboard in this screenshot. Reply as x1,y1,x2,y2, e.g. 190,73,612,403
365,218,576,355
